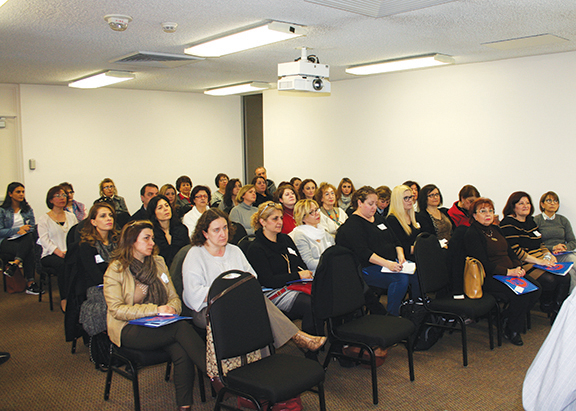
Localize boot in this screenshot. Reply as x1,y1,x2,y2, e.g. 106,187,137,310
292,331,326,352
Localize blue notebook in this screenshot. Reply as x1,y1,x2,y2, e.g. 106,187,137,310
128,315,192,328
532,262,573,276
493,276,539,295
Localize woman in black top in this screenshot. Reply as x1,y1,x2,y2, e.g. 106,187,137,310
416,184,454,244
500,191,570,322
336,186,420,316
464,198,541,345
386,185,422,261
246,201,319,338
251,176,272,207
148,195,190,268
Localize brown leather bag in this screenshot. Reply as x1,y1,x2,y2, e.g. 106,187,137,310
5,266,27,294
463,257,485,299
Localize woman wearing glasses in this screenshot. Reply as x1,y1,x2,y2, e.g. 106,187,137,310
246,202,320,343
289,199,335,275
464,198,541,346
416,184,454,244
336,186,419,316
500,192,570,324
386,185,422,262
534,191,576,293
182,185,211,236
94,178,129,215
38,185,79,311
60,182,86,222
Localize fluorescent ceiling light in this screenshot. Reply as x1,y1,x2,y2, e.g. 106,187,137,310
185,21,306,57
483,34,567,50
0,0,8,8
346,54,455,76
69,71,135,89
204,82,270,96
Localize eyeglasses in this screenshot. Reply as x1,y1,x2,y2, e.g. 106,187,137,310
403,195,414,202
66,191,74,194
261,202,277,213
53,194,68,198
477,208,494,214
428,192,440,198
545,199,559,204
195,194,208,199
308,208,320,216
103,185,115,190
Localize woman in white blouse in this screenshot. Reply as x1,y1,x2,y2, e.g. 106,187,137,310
315,182,347,237
289,199,335,274
38,185,78,312
182,185,211,236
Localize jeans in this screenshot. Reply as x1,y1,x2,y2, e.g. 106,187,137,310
362,265,421,316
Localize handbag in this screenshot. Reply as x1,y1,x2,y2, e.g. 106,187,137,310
463,257,485,299
79,286,108,336
5,266,27,294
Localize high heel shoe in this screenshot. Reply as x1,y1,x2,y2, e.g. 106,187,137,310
292,331,327,352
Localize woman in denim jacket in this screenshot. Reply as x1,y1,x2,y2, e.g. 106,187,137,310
0,182,40,294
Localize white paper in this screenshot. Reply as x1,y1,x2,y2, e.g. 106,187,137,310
381,261,416,274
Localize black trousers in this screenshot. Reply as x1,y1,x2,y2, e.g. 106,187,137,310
121,321,206,407
41,254,65,298
0,233,36,281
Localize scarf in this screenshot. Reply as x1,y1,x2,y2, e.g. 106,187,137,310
129,257,168,305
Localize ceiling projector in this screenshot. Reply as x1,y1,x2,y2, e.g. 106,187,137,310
278,49,330,94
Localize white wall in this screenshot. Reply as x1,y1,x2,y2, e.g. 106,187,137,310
263,51,576,221
19,85,243,214
0,84,23,196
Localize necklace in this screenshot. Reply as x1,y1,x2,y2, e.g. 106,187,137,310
483,228,498,241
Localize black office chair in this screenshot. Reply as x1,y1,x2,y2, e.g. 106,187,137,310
312,245,415,405
236,234,255,257
169,244,194,317
414,232,499,367
207,270,326,411
38,263,55,311
104,343,206,411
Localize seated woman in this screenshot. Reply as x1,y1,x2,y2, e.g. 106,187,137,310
160,183,190,220
148,195,190,268
374,186,391,220
448,185,480,227
229,185,258,235
218,178,241,215
534,191,576,294
182,185,211,236
61,182,86,221
94,178,129,216
386,185,421,261
0,182,39,294
289,177,302,194
416,184,454,244
181,208,325,355
316,182,348,237
251,176,272,207
464,198,541,345
246,202,320,339
500,191,570,322
298,179,317,201
336,178,355,212
403,180,421,212
273,184,298,234
336,186,419,316
79,202,118,289
175,175,193,206
211,173,228,208
103,220,206,411
289,199,335,275
38,185,79,311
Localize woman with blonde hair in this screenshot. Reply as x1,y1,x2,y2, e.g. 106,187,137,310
290,199,335,274
103,220,205,410
386,185,421,261
315,182,347,237
247,202,323,355
229,184,258,235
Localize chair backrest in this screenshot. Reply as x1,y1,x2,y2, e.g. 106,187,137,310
446,225,468,295
168,244,193,317
312,245,365,320
207,270,274,360
414,232,450,294
237,234,256,257
229,222,247,246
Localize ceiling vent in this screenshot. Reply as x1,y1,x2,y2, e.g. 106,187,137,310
109,51,204,68
304,0,458,18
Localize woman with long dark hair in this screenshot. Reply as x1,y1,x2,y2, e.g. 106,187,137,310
103,220,205,411
218,178,241,215
148,195,190,267
0,182,39,294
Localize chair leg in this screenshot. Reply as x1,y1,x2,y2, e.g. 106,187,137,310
488,308,494,350
318,380,326,411
165,362,171,381
460,319,468,367
526,311,531,331
129,362,141,411
367,346,379,405
405,339,415,381
197,366,206,403
104,358,114,400
71,338,77,354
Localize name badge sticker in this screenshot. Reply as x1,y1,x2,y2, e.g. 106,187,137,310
287,247,297,256
94,254,105,264
514,285,524,293
533,230,541,237
161,273,169,284
377,224,387,230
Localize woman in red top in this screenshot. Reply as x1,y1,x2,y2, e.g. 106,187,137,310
274,184,298,234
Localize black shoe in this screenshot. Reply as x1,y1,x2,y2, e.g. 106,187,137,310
0,352,10,365
504,328,523,346
25,282,43,295
3,262,18,277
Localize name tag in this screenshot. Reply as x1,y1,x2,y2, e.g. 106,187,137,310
94,254,105,264
514,285,524,293
160,273,169,284
377,223,387,230
287,247,297,256
533,230,541,237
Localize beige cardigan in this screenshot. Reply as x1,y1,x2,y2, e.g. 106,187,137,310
103,255,181,346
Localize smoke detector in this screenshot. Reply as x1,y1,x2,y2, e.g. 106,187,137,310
162,22,178,33
104,14,133,32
